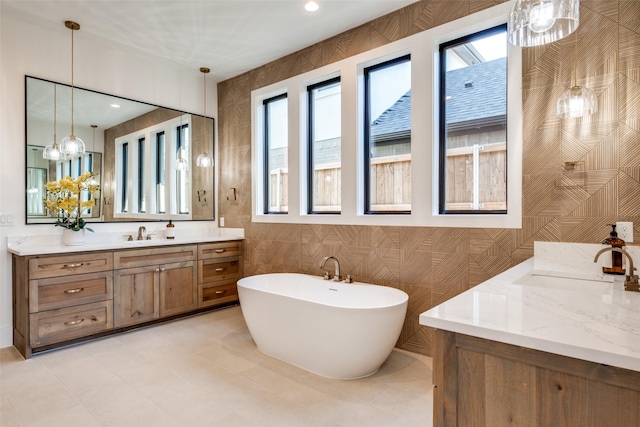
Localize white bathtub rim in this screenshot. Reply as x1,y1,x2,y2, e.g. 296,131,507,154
237,272,408,310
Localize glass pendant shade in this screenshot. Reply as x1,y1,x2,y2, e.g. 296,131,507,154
43,143,64,160
557,85,597,119
508,0,579,47
196,153,214,168
60,134,86,156
176,157,188,171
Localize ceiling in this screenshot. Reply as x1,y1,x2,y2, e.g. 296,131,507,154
3,0,419,84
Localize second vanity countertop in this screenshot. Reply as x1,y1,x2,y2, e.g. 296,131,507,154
7,227,245,256
419,241,640,372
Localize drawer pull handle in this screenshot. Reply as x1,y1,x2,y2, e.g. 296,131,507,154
215,267,226,272
64,263,84,269
215,249,226,253
64,288,84,294
64,318,84,326
215,290,227,294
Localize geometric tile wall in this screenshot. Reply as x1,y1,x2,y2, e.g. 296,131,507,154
218,0,640,356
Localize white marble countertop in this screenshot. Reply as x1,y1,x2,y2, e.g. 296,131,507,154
7,228,245,256
419,241,640,372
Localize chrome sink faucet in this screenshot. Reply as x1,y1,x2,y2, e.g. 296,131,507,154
320,256,342,282
137,226,146,240
594,247,639,292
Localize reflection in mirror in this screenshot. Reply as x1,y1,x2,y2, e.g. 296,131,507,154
27,144,102,221
25,76,215,224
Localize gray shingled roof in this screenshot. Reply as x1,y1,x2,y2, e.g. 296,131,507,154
371,91,411,141
370,57,506,138
445,57,506,129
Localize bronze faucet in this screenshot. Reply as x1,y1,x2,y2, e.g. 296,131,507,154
320,256,342,282
137,226,146,240
594,247,639,292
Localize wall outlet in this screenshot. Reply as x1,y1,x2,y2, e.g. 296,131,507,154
220,217,225,227
617,221,634,243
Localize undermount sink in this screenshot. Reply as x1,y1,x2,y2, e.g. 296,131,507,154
122,237,160,246
513,270,614,291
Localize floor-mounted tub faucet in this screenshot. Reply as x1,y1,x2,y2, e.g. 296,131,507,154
320,256,342,282
594,246,640,292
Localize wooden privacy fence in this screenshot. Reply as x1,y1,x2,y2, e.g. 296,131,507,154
268,142,506,212
444,142,506,211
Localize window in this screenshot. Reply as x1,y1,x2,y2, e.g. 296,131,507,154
439,24,507,214
120,142,129,213
308,77,341,213
263,94,288,214
155,131,166,214
176,123,190,215
114,115,193,219
137,137,146,213
364,55,411,214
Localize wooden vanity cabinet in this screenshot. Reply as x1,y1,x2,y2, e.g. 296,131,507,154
197,241,243,308
12,239,243,359
433,330,640,427
12,251,114,358
113,246,197,327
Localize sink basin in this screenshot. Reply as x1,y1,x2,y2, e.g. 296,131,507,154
513,271,614,291
122,238,161,246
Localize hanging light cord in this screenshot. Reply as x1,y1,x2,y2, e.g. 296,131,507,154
71,24,75,135
53,84,57,144
573,32,578,87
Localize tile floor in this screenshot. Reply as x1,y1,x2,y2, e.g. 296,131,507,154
0,306,433,426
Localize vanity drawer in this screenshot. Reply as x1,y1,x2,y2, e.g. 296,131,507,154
198,279,239,308
198,241,242,260
29,301,113,348
29,271,113,313
114,245,197,269
198,258,241,283
29,252,114,279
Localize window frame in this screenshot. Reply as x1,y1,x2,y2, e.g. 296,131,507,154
438,24,508,215
307,76,341,215
262,93,288,215
363,54,411,215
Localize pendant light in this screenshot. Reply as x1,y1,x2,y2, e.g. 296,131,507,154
557,31,597,119
43,84,65,160
508,0,580,47
196,67,214,168
59,20,85,156
27,148,39,194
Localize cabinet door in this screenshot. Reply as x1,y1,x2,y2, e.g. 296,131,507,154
114,266,159,328
159,261,197,317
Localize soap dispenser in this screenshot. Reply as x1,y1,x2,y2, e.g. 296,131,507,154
602,224,625,275
166,220,175,240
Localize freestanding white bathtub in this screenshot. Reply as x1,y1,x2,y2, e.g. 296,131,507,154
237,273,408,380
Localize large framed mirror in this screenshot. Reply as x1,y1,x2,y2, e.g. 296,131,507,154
26,76,215,224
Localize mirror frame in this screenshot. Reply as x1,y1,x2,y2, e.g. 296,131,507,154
25,76,216,225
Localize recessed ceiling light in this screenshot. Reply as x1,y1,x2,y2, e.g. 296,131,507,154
110,104,120,108
305,1,319,12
